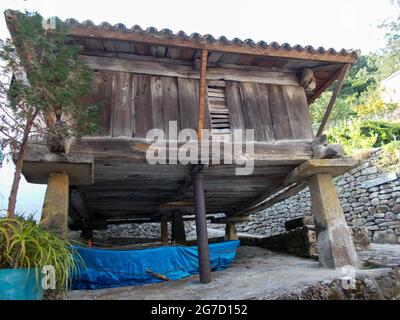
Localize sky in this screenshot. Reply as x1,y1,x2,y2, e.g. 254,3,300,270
0,0,398,218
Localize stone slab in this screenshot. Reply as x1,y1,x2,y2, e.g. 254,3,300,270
17,144,94,185
286,158,358,184
360,172,398,189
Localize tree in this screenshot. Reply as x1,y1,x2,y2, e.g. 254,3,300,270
379,0,400,78
0,11,99,218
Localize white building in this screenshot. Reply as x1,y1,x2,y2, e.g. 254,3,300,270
381,70,400,104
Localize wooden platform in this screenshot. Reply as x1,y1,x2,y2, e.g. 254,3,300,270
21,140,355,230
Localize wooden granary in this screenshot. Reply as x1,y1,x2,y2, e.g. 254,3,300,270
5,10,360,283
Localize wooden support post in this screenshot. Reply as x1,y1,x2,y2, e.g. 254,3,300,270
316,64,350,137
40,172,69,239
308,173,359,268
192,166,211,284
197,49,208,141
172,211,186,245
161,216,169,244
224,223,238,241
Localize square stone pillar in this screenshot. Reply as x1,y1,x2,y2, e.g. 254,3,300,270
308,173,359,268
40,172,69,239
224,223,239,241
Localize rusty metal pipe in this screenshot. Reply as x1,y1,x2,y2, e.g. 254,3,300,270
192,166,211,284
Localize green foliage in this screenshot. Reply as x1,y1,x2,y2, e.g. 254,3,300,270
310,91,357,130
359,120,400,145
0,217,83,289
0,11,99,141
376,141,400,172
326,120,377,154
326,119,400,154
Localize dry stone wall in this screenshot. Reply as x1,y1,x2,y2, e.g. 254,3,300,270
237,149,400,244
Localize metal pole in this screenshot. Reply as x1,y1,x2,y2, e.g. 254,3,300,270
192,166,211,284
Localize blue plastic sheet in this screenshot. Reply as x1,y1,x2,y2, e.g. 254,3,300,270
71,240,240,290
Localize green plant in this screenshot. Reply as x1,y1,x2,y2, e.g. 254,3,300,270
326,119,400,155
326,119,378,154
375,141,400,172
0,217,83,289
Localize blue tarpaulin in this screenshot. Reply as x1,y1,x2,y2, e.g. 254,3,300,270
71,240,240,290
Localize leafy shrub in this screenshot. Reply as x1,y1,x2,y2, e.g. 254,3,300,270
358,120,400,146
327,119,400,154
0,217,83,289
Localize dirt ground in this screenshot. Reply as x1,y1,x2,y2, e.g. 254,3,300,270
67,244,399,300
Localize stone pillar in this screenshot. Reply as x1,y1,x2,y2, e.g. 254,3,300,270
160,216,169,244
308,173,359,268
224,223,238,241
172,211,186,245
40,172,69,239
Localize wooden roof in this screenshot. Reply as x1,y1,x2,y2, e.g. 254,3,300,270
5,9,359,103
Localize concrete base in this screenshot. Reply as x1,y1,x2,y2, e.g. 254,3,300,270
308,173,359,269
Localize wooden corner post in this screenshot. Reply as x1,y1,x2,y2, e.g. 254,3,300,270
192,165,211,284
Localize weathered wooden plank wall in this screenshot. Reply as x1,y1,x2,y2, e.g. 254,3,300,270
86,71,313,141
225,81,314,141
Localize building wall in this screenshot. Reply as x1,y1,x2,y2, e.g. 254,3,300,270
84,70,313,141
381,71,400,104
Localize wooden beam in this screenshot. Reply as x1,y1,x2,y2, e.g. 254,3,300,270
70,137,315,165
233,158,357,216
307,68,342,105
211,216,250,224
80,55,300,86
63,25,358,64
244,181,308,214
316,64,350,136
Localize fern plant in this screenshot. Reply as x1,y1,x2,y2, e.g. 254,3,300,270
0,217,83,289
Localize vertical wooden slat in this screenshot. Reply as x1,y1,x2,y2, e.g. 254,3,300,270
81,70,113,136
239,82,274,142
112,72,134,137
150,76,165,132
266,84,293,140
161,77,180,136
225,81,245,132
133,74,153,138
178,78,199,130
284,86,314,140
197,49,208,140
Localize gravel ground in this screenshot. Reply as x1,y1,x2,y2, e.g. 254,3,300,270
67,244,400,300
